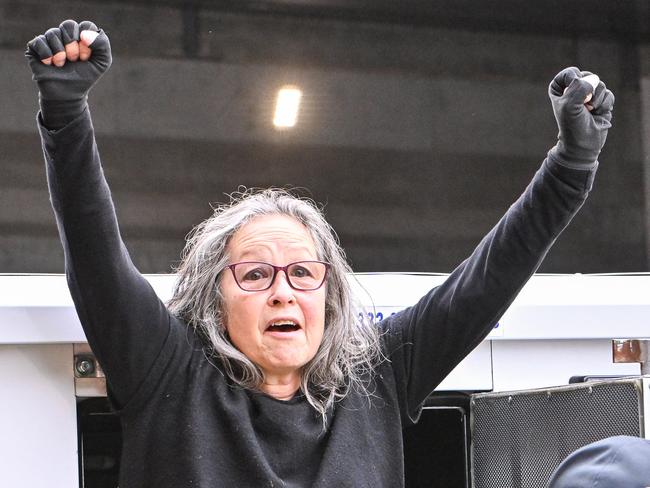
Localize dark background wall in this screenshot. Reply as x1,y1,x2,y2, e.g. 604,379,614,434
2,0,649,273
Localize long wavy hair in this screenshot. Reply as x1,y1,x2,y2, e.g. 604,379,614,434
167,188,382,425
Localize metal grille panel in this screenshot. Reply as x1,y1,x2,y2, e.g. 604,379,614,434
471,379,644,488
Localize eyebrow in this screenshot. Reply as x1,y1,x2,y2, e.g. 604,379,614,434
236,246,317,262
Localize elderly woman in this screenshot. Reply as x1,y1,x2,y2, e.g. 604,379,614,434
27,20,614,488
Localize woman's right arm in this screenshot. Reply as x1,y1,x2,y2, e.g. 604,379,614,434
27,21,174,409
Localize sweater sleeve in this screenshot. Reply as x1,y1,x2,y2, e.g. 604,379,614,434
38,108,174,409
380,156,597,425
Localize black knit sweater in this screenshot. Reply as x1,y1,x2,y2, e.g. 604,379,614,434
39,108,596,487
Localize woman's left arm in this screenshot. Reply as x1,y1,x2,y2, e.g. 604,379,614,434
382,67,615,424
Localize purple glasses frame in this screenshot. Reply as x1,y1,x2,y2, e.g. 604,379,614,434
226,260,331,292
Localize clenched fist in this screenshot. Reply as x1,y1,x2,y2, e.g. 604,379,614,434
548,67,615,168
26,20,111,129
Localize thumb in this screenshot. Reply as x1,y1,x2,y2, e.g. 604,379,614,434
80,29,99,46
79,29,112,69
549,66,581,97
563,77,593,110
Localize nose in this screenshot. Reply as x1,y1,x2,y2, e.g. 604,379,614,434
267,270,295,305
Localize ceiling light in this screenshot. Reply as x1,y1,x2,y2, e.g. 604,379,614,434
273,85,302,129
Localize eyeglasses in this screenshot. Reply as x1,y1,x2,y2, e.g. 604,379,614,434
226,261,331,292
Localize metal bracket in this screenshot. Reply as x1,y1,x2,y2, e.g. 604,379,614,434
612,339,650,375
73,344,107,397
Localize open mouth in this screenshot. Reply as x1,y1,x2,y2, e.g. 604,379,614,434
266,321,301,333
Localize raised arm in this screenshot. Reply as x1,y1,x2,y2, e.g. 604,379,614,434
382,68,615,424
26,21,174,409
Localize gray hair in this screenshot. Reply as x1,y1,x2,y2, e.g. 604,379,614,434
167,188,382,424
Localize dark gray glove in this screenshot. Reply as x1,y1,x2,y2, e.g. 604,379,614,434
26,19,112,129
547,67,615,168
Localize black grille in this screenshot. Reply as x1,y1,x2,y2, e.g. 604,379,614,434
470,378,644,488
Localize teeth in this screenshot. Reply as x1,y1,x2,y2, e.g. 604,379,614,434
267,320,300,332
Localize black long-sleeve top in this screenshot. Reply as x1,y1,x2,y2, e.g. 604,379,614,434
39,108,596,487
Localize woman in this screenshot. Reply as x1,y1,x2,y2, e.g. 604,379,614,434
27,20,614,487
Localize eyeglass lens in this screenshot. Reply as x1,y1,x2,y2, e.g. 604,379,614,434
232,261,327,291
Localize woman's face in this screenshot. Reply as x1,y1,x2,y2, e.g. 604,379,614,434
221,214,326,383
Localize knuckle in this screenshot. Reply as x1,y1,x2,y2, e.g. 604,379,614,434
59,19,80,41
45,27,60,38
60,19,77,28
79,20,99,32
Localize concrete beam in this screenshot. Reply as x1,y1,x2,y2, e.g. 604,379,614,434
8,49,557,156
640,43,650,268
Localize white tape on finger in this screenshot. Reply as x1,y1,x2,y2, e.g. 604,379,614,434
582,74,600,91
